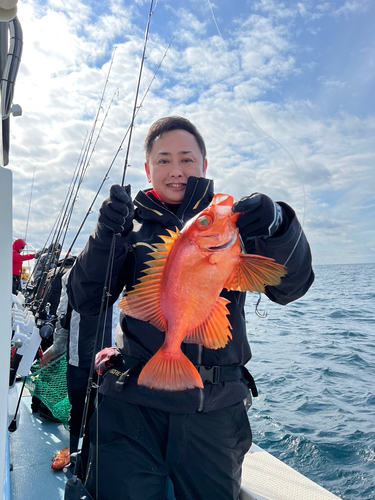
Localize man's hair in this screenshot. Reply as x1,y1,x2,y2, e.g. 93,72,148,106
144,116,207,163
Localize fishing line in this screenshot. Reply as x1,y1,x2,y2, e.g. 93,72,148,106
24,165,36,243
63,36,173,259
63,3,162,496
57,88,120,256
47,49,118,257
121,0,156,186
32,57,119,310
28,136,89,300
206,0,306,268
207,0,222,37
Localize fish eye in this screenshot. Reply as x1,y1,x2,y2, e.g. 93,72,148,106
196,215,213,230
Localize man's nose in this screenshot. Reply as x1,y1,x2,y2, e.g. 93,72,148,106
169,162,183,176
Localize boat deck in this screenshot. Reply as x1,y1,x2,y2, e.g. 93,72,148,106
9,389,69,500
240,444,340,500
8,383,340,500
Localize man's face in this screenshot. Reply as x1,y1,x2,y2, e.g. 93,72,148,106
145,129,207,205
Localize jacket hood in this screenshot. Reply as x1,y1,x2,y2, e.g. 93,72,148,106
13,239,26,252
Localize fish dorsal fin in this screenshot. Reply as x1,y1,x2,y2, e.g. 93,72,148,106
224,254,287,293
184,296,232,349
119,229,180,331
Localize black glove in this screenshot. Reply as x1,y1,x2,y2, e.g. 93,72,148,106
98,184,134,235
232,193,284,239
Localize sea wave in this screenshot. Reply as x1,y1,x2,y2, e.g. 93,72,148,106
246,263,375,500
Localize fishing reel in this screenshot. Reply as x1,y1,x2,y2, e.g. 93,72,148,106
38,320,55,339
36,303,57,339
23,282,37,303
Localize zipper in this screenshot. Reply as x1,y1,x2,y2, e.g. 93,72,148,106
197,388,205,412
143,196,185,227
192,180,211,210
197,344,203,364
180,181,199,224
139,178,211,227
197,344,204,411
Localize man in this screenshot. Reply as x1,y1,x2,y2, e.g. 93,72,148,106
68,116,314,499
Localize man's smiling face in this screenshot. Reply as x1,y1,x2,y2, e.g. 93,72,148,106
145,129,207,205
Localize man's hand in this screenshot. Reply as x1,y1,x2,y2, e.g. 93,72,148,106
233,193,284,239
98,184,135,235
40,349,55,368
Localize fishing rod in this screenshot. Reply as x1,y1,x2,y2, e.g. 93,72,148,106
24,165,36,242
53,51,119,253
121,0,155,186
26,130,86,292
62,34,173,260
8,377,26,433
64,233,115,500
30,32,171,333
57,88,120,252
72,48,117,189
65,2,158,498
40,50,118,267
27,136,89,302
39,87,120,302
35,40,172,383
31,54,118,311
16,69,119,395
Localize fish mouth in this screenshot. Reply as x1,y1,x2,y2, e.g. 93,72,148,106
207,234,237,252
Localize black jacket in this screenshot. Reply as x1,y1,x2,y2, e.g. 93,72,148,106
68,177,314,413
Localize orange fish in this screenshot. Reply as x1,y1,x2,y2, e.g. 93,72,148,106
51,447,70,471
119,194,287,391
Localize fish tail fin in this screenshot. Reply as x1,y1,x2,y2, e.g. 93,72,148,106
138,346,203,391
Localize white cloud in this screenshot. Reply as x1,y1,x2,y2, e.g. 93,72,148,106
333,0,373,17
7,0,375,265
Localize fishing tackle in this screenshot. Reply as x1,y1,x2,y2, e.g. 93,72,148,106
255,294,267,319
121,0,155,186
24,165,36,243
8,378,26,433
64,233,116,500
206,0,307,303
64,2,160,498
60,35,173,262
27,51,119,316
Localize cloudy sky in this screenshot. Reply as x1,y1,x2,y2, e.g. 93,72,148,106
8,0,375,265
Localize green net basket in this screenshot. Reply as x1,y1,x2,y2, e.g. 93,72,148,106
26,355,71,425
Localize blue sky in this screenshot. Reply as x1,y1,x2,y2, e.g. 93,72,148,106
9,0,375,265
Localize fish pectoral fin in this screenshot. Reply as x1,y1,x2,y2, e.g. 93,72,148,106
184,296,232,350
138,346,203,391
224,254,288,293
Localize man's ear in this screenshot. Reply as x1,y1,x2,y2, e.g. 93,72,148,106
203,159,208,177
144,163,152,183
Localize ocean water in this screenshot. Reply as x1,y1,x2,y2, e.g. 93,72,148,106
246,263,375,500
